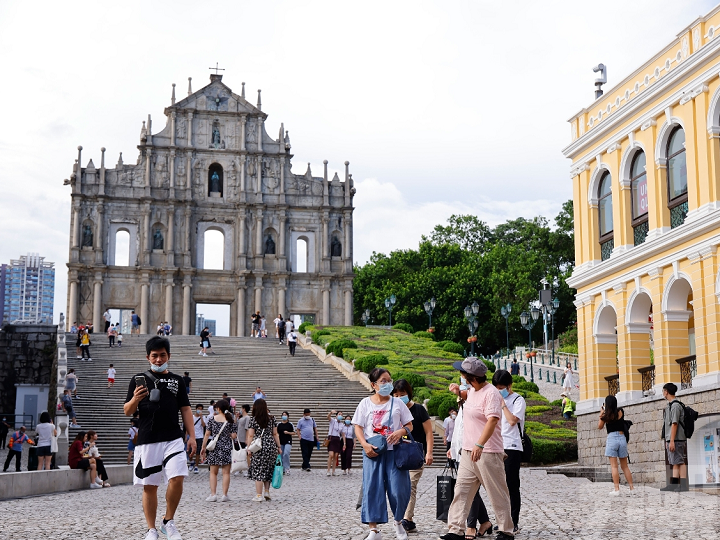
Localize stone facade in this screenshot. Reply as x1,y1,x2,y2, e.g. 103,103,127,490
0,324,57,417
577,384,720,485
64,74,355,335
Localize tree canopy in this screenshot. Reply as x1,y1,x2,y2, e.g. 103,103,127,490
353,200,576,354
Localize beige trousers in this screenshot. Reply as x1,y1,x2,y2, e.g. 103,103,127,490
404,465,425,521
446,450,513,536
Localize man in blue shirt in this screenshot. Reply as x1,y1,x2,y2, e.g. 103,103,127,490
131,310,140,334
3,426,33,472
295,408,319,471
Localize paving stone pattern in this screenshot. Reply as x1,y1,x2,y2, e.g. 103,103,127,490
1,468,718,539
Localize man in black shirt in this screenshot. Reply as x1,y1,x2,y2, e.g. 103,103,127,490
124,336,195,540
182,372,192,395
276,410,295,474
393,379,434,535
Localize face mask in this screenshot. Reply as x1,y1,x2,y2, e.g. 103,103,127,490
282,415,288,421
399,395,410,404
336,415,344,421
345,420,351,425
196,410,202,414
460,377,467,386
304,415,311,420
377,382,393,396
451,414,457,420
499,388,509,399
150,362,168,373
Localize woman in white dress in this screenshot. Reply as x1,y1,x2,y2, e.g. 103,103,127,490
562,362,574,395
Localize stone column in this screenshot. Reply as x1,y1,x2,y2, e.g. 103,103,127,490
240,115,246,151
171,112,176,146
256,156,262,194
145,148,152,188
140,282,149,334
322,288,330,326
240,155,246,193
165,282,173,327
167,207,175,253
344,211,351,266
257,118,263,153
68,279,78,329
187,112,193,146
182,281,192,335
95,204,104,264
72,206,81,248
239,211,247,255
237,286,246,336
255,211,263,256
254,278,263,313
99,147,106,196
279,215,286,258
278,287,286,318
344,288,353,326
142,205,151,266
169,150,176,191
184,206,192,267
92,278,103,331
322,216,329,258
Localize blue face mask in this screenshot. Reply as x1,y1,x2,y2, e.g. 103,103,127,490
345,420,351,425
282,415,288,421
336,415,344,421
377,382,393,396
399,395,410,404
499,388,509,399
150,362,168,373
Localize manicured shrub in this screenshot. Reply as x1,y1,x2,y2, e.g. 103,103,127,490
512,375,526,384
325,339,358,358
393,323,414,333
529,439,578,465
313,329,331,345
413,387,432,403
514,380,539,393
435,340,455,349
392,371,426,389
550,399,563,407
482,359,496,373
437,394,460,419
427,391,454,416
413,331,435,340
354,353,389,373
526,405,553,416
298,322,313,334
442,342,465,355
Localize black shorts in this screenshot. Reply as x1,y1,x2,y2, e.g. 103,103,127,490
36,446,52,457
73,458,92,471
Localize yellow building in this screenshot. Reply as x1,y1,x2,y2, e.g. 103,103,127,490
564,5,720,484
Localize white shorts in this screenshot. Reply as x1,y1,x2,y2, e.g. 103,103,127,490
133,438,188,486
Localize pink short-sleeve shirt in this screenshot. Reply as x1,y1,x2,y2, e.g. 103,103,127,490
461,384,504,453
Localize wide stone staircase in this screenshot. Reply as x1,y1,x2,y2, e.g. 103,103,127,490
65,334,448,468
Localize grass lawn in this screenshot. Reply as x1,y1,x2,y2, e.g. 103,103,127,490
304,325,578,465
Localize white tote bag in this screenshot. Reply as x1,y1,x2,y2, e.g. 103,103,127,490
247,428,264,453
206,422,227,452
449,407,464,462
231,441,248,473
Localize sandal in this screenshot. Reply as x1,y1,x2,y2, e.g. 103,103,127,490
264,490,271,501
465,528,476,539
478,523,493,537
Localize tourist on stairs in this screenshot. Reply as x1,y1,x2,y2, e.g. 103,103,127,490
201,399,238,502
353,368,414,540
326,410,344,476
340,415,355,474
287,328,298,356
277,411,295,474
199,327,213,356
246,398,282,501
79,328,92,361
295,408,318,471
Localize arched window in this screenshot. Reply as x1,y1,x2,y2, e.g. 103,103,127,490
115,230,130,266
667,127,688,228
630,151,648,245
598,171,614,261
203,229,224,269
296,238,308,272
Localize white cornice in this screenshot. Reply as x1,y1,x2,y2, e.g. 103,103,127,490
567,208,720,292
563,37,720,161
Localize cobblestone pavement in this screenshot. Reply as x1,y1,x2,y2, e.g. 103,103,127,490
1,467,719,539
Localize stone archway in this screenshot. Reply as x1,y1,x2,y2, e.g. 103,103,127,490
658,275,693,386
592,301,618,397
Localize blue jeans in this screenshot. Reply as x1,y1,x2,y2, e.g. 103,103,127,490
281,443,292,472
361,450,410,524
605,431,628,458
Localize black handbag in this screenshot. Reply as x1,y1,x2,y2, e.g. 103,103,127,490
436,464,456,522
394,431,425,471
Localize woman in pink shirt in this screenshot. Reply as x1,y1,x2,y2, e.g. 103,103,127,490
440,358,514,540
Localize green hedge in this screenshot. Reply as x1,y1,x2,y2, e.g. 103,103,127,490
482,359,496,373
298,322,313,334
413,331,435,340
526,405,553,416
514,380,539,393
392,371,426,389
313,329,332,345
325,339,357,358
442,342,465,355
413,387,432,402
393,323,414,333
427,391,457,417
354,353,389,373
530,439,578,465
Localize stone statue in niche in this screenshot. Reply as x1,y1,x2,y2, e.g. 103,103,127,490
192,159,205,198
176,117,187,139
176,159,186,187
82,224,93,247
212,126,221,149
264,235,276,255
210,171,221,193
246,120,257,144
247,158,256,181
153,228,164,250
331,236,342,257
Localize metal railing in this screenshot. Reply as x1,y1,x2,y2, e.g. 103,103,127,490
638,365,655,393
605,374,620,396
676,355,696,390
1,413,36,431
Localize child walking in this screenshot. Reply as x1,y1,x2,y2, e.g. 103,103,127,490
107,364,116,388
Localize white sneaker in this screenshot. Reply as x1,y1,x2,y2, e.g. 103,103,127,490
220,495,230,502
89,482,102,489
609,489,620,496
198,351,203,355
326,470,331,476
145,529,159,540
252,494,264,502
205,494,217,502
365,530,382,540
394,521,408,540
333,471,341,476
160,519,183,540
95,477,103,485
202,353,208,357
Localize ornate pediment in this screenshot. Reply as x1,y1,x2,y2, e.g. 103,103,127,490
172,76,261,116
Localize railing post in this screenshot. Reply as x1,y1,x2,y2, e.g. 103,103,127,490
553,371,557,384
524,364,527,376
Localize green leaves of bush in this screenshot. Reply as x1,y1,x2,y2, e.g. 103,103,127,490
298,322,314,334
427,391,457,417
442,342,464,355
325,339,358,359
393,323,414,333
392,371,426,389
354,353,389,373
514,380,539,393
413,331,435,340
313,329,332,345
530,439,578,464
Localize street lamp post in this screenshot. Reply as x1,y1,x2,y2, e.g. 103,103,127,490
500,303,512,356
520,306,541,382
361,309,371,326
423,297,436,331
546,297,559,366
384,294,397,327
464,301,480,356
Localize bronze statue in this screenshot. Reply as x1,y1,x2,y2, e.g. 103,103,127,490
264,235,276,255
153,228,164,250
210,171,221,193
331,236,342,257
82,224,93,247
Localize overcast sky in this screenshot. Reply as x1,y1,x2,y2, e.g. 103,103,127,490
0,0,716,331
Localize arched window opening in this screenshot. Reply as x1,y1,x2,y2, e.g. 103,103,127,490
208,163,224,197
296,238,308,273
598,171,614,261
204,229,224,269
630,151,648,246
115,230,130,266
667,127,688,228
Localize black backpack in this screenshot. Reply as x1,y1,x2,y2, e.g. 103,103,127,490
513,395,533,462
622,419,633,443
662,400,698,439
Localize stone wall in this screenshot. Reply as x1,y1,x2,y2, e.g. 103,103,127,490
0,324,57,417
577,385,720,485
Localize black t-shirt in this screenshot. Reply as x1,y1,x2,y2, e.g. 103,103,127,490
510,362,520,375
125,371,191,445
408,402,430,453
277,422,294,445
182,376,192,388
604,408,625,434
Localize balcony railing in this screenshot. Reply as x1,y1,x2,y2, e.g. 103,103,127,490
605,374,620,396
638,365,655,393
675,355,696,390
